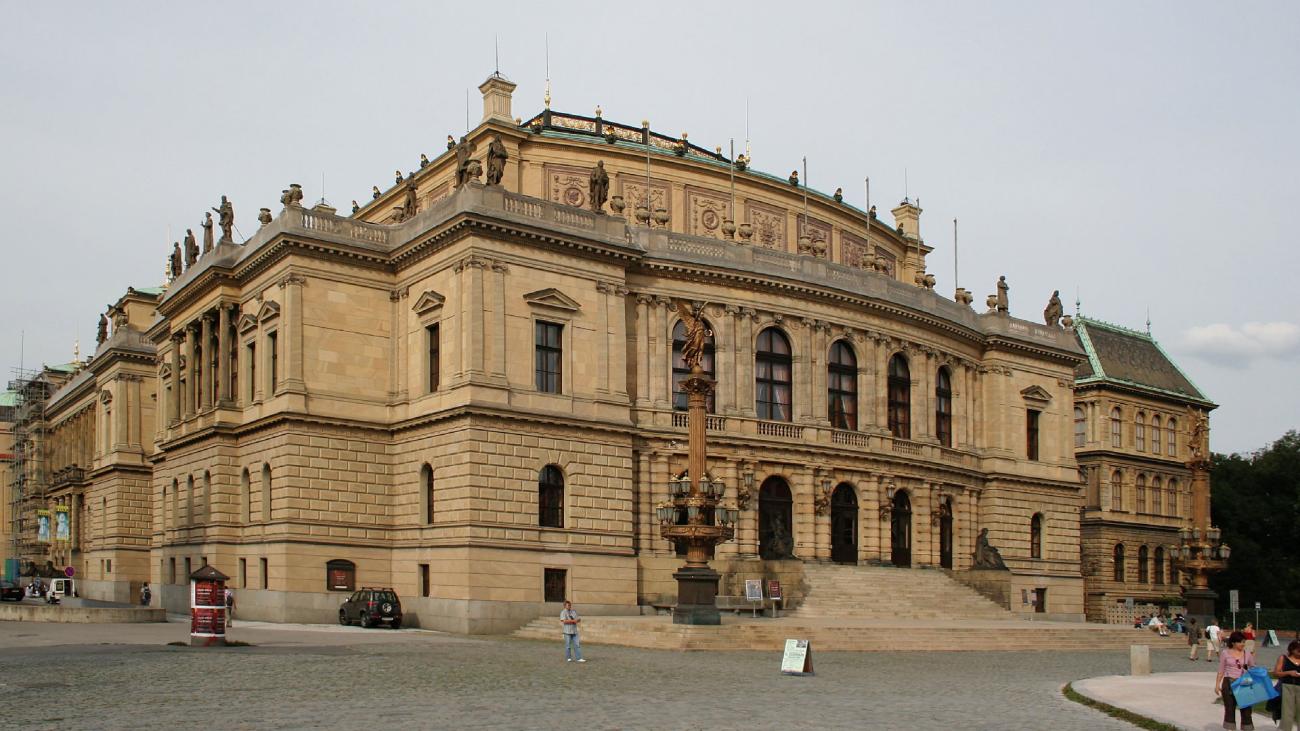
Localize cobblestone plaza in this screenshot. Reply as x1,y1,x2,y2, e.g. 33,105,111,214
0,621,1270,730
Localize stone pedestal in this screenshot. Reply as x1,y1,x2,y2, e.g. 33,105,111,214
672,566,721,625
1129,644,1151,675
1183,586,1219,628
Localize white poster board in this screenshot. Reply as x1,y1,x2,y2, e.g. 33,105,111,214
745,579,763,602
1229,590,1239,613
1266,630,1280,647
780,639,814,676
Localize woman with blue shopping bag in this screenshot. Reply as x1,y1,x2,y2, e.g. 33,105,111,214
1215,630,1274,730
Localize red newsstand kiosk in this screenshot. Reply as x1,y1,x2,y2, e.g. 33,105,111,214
189,565,229,647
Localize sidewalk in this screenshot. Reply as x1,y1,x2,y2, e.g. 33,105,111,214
1073,671,1261,731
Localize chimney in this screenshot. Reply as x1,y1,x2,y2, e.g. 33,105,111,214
891,199,922,240
479,73,517,125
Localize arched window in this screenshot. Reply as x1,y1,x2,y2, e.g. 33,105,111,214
240,468,250,524
1074,407,1086,448
935,366,953,447
1135,412,1146,452
672,319,715,412
1151,476,1163,514
260,464,271,522
186,475,195,526
1113,544,1125,582
1154,546,1165,585
755,328,792,422
201,470,211,524
1168,478,1179,517
1138,545,1149,583
170,478,179,529
1110,408,1123,448
887,353,911,439
1150,415,1162,456
325,559,356,592
538,465,564,528
1110,470,1123,511
420,464,434,525
827,340,857,430
1166,418,1178,456
1135,474,1147,514
1030,513,1043,559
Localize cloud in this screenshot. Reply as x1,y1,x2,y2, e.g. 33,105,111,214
1180,321,1300,367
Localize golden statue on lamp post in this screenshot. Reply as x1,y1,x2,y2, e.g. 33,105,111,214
658,300,738,625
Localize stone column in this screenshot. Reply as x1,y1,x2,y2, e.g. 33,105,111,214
387,289,403,400
737,462,758,557
875,336,890,429
199,314,213,411
861,473,880,564
217,304,231,403
650,451,671,555
737,308,756,417
798,318,815,423
184,325,197,418
972,367,986,449
169,335,181,423
610,287,628,398
793,465,816,559
113,378,128,451
879,475,893,560
813,469,831,561
129,374,143,448
719,305,738,414
913,481,932,567
920,350,934,440
278,273,307,393
595,283,612,394
634,295,652,408
651,296,672,408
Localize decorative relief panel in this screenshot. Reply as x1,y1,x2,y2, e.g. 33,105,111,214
421,182,450,209
840,230,871,269
545,164,593,209
686,186,729,239
796,213,832,257
746,201,787,250
619,175,671,216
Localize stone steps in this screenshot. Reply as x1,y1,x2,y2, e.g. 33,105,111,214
789,565,1012,620
511,615,1190,652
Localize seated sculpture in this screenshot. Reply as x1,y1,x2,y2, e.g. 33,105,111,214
972,528,1008,570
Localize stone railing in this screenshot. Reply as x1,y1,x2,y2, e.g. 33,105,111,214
294,207,390,246
51,465,86,488
832,430,872,447
671,412,727,431
757,421,804,439
889,438,924,456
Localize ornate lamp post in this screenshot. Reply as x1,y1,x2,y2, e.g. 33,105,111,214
1176,410,1229,626
658,301,738,625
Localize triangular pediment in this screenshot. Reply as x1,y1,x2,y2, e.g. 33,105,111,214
523,288,581,312
237,313,258,333
257,300,281,322
1020,385,1053,403
159,363,172,379
412,290,446,317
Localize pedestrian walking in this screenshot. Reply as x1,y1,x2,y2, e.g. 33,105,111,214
1214,630,1255,731
1188,617,1201,661
1206,618,1222,662
1243,622,1257,654
560,600,585,662
224,587,235,627
140,582,152,607
1274,640,1300,731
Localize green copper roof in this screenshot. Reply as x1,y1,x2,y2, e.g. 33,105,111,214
1073,316,1213,406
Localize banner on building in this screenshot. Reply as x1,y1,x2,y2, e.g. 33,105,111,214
36,509,51,543
55,505,70,542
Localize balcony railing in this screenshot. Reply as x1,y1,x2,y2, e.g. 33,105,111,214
51,465,86,488
671,412,727,431
758,421,804,439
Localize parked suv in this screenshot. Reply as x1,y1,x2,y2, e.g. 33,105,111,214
339,588,402,629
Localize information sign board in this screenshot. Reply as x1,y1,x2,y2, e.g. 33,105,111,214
1229,590,1239,613
767,580,782,600
744,579,763,602
780,639,814,676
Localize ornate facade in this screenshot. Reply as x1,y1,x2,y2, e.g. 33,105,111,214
6,74,1214,632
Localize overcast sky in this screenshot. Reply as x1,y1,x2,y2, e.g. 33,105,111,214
1,2,1296,454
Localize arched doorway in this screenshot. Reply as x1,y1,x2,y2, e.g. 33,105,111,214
759,477,794,560
938,498,954,569
890,490,912,567
830,483,858,564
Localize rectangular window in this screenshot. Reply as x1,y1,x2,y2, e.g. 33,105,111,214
1026,409,1040,461
543,568,567,603
184,557,191,581
169,557,176,584
267,332,279,394
427,323,440,392
246,342,256,401
239,558,247,588
260,558,269,589
534,321,563,394
420,563,430,598
106,559,112,574
229,329,239,403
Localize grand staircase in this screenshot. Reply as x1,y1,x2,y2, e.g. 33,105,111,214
788,564,1012,620
512,564,1190,652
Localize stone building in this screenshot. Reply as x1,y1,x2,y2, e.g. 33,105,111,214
9,73,1214,632
0,388,15,577
1072,316,1215,621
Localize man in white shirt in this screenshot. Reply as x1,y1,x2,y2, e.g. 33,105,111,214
1205,619,1221,661
560,601,585,663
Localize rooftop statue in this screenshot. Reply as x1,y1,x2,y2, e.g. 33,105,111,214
486,134,508,186
1188,407,1210,461
280,189,291,207
394,169,404,185
184,229,199,267
834,187,843,203
201,211,214,252
169,242,182,279
1044,290,1063,327
351,200,360,214
96,313,108,345
372,186,381,200
589,160,609,212
446,134,456,150
258,208,273,227
289,183,303,206
403,180,418,219
973,528,1008,570
996,275,1009,313
454,136,478,187
789,170,799,186
420,153,430,168
212,196,234,243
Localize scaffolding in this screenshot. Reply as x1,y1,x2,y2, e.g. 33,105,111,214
6,367,56,571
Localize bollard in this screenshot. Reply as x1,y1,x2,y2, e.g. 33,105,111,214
1129,644,1151,675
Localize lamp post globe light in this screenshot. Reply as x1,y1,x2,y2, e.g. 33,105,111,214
658,300,738,625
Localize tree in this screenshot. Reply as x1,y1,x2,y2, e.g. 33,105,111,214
1209,431,1300,612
